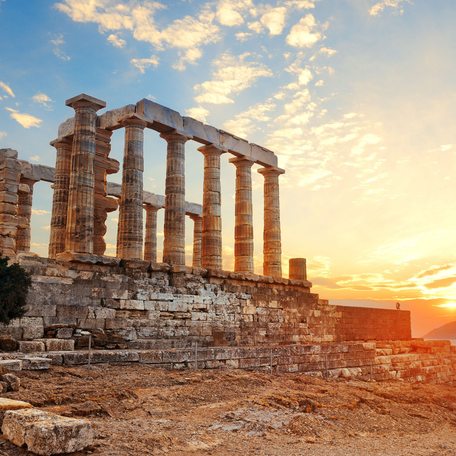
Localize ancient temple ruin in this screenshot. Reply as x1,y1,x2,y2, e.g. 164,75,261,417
0,94,455,383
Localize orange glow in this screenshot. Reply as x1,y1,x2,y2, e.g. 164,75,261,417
435,302,456,310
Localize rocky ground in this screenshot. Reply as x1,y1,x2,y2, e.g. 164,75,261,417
0,364,455,455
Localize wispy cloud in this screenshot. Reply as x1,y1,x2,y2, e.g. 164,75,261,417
130,56,159,73
32,92,53,109
194,52,273,104
30,155,41,162
0,131,6,140
50,33,71,61
369,0,413,17
0,81,15,98
5,108,43,128
186,106,209,123
32,209,50,215
107,33,126,48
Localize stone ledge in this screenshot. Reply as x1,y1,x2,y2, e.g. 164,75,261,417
55,252,120,266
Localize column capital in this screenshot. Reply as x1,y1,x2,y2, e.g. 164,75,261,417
198,144,227,156
160,129,192,143
65,93,106,111
120,113,148,129
143,203,160,212
258,166,285,177
229,156,255,168
50,137,73,148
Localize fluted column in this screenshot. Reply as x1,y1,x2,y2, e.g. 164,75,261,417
258,166,285,278
94,129,119,256
65,94,106,254
117,114,147,260
230,157,254,273
16,178,37,253
161,131,190,267
198,144,224,270
190,214,202,268
48,137,72,258
144,204,159,263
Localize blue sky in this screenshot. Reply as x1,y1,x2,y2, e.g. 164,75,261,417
1,0,456,334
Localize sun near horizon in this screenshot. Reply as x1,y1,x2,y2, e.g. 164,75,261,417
0,0,455,338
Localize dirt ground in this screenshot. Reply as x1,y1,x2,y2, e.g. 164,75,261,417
0,364,455,456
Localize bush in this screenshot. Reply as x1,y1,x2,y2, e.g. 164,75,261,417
0,256,31,325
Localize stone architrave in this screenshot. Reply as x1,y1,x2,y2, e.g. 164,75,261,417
189,214,202,268
0,149,21,257
117,114,147,260
16,178,37,253
144,204,159,263
64,94,106,254
230,157,254,274
160,131,191,267
258,166,285,278
198,144,224,270
94,129,119,256
48,137,72,258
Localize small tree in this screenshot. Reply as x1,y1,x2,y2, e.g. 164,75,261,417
0,256,31,325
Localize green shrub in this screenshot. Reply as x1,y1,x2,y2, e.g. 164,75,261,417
0,256,31,325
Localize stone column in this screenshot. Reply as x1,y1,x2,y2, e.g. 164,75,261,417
198,145,224,270
189,214,202,268
230,157,254,274
144,204,159,263
16,178,37,253
258,167,285,278
94,129,119,256
289,258,307,281
49,137,72,258
64,94,106,254
160,131,190,267
116,114,147,260
0,149,21,257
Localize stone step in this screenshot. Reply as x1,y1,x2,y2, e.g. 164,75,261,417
18,339,75,354
2,408,94,455
0,359,22,372
22,357,51,371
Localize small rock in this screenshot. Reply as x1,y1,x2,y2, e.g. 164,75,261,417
2,408,94,455
0,336,18,352
0,381,8,393
2,373,20,391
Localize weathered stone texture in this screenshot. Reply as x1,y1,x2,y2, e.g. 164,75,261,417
144,205,158,263
2,408,94,455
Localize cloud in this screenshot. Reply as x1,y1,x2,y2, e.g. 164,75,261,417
0,131,6,140
50,34,71,61
30,155,41,162
194,52,273,104
223,99,276,137
173,48,202,71
286,14,322,48
216,0,252,27
369,0,412,17
32,209,50,215
130,56,159,73
186,106,209,123
107,33,126,48
425,277,456,290
56,0,220,68
320,47,337,56
260,6,287,36
32,92,52,108
416,265,453,279
0,81,15,98
5,108,42,128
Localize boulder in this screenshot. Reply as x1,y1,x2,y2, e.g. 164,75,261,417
2,408,94,455
2,372,20,391
0,397,32,426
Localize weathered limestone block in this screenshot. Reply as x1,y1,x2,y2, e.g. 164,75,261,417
22,357,51,371
0,360,22,372
144,204,159,263
19,341,46,353
2,408,94,456
37,338,75,352
0,398,32,427
190,214,202,268
289,258,307,281
20,317,44,340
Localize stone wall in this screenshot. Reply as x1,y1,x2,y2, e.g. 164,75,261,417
2,255,337,349
334,305,411,341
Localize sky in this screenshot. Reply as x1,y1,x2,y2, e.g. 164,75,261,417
0,0,455,336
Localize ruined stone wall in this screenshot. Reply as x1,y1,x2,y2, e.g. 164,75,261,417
3,255,338,349
334,306,411,341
